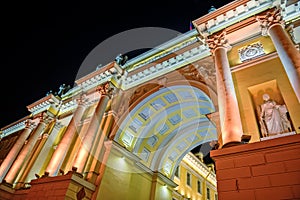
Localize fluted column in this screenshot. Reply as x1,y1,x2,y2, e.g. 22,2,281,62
45,95,88,176
257,8,300,102
4,113,52,185
0,120,36,182
72,83,113,174
206,31,243,147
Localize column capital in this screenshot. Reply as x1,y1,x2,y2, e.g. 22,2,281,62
256,7,284,36
206,31,231,54
75,93,89,106
36,112,55,125
97,82,115,98
24,119,37,130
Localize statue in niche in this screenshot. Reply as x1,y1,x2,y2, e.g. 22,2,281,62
258,93,292,137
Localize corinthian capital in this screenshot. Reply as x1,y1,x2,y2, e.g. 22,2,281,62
24,119,37,130
37,112,55,124
206,31,231,53
75,93,89,106
97,82,115,98
256,8,284,36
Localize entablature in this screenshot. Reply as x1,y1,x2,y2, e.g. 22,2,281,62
113,40,212,90
26,94,60,116
193,0,299,38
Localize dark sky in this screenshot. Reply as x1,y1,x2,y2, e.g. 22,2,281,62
0,0,233,128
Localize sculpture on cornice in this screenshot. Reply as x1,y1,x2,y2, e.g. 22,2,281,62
57,84,71,97
115,53,128,66
45,84,71,97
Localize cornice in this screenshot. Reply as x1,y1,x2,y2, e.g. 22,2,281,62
0,116,35,138
282,1,300,24
0,120,26,138
123,30,199,70
74,62,117,93
0,116,30,131
118,44,211,90
26,94,61,116
193,0,299,38
193,0,275,36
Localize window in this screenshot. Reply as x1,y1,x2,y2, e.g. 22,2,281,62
187,172,191,186
197,180,202,194
207,188,210,200
175,166,179,178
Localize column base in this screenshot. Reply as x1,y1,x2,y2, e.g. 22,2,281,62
1,180,13,188
221,141,243,148
222,135,252,148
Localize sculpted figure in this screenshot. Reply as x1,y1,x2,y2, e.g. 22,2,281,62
259,93,292,136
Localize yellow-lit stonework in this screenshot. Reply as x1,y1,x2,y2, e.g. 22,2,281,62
0,0,299,199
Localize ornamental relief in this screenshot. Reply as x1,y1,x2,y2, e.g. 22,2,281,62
256,8,284,36
178,60,217,92
238,42,266,62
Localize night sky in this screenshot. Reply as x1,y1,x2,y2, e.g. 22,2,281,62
1,0,233,128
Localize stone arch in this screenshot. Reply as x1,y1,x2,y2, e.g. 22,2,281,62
113,81,217,179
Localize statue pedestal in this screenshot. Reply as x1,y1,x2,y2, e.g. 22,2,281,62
260,131,296,141
211,133,300,200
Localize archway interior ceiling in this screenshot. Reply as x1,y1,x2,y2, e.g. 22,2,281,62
115,85,217,178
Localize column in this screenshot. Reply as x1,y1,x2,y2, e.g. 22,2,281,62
0,120,36,182
206,31,243,147
72,83,113,174
85,113,114,183
15,122,60,189
4,113,52,185
45,95,88,176
257,8,300,102
91,140,113,200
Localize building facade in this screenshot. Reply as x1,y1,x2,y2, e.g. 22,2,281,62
0,0,299,199
172,152,217,200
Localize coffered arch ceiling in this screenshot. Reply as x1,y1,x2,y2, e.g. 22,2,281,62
114,84,217,179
